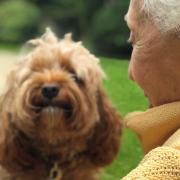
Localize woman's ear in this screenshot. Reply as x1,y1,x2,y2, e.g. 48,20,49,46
87,87,122,166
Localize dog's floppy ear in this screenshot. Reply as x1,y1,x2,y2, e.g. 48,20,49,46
87,87,122,166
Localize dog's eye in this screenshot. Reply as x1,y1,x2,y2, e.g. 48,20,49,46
17,68,32,85
30,67,43,72
71,73,84,86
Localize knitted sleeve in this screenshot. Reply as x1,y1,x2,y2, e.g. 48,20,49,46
122,146,180,180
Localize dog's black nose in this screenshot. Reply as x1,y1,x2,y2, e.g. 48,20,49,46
41,84,59,99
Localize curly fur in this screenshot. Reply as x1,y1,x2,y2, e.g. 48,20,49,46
0,29,122,180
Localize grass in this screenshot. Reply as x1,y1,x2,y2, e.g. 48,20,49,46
100,58,148,179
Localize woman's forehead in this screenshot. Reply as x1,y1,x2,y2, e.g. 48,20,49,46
125,0,140,30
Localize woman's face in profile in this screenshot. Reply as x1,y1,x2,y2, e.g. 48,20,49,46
126,0,180,107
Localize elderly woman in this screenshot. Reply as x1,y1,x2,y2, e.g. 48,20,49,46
123,0,180,179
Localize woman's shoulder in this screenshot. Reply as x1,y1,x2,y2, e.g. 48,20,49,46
122,146,180,179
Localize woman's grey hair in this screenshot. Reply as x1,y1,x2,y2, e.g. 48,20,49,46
142,0,180,35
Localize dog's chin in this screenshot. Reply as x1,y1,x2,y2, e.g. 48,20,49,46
41,105,73,119
34,100,74,120
42,106,62,115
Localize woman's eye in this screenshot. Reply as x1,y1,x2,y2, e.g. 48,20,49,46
128,31,135,46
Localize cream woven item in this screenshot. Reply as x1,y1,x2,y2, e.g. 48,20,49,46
122,101,180,179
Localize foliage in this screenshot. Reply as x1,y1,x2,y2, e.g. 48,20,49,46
0,0,41,43
0,0,131,57
91,1,131,57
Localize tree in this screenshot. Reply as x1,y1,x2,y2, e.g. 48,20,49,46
0,0,41,43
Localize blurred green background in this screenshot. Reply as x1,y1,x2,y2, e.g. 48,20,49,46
0,0,149,179
0,0,131,58
101,58,147,179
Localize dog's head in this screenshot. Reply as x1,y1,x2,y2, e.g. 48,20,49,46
2,29,105,142
1,29,121,166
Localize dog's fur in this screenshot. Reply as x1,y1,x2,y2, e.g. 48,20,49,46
0,29,121,180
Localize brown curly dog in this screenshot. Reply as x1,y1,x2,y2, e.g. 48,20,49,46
0,29,122,180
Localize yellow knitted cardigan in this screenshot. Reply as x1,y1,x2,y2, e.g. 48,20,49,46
122,101,180,180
